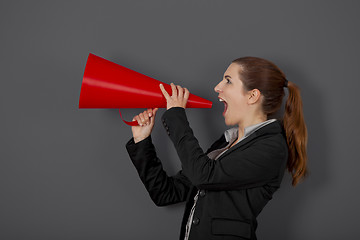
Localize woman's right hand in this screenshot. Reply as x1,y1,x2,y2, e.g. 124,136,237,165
131,108,159,143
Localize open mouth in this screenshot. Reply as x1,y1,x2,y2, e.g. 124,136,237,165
219,98,228,116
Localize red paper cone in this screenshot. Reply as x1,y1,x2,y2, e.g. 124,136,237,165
79,53,212,125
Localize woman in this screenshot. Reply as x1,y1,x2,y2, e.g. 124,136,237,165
125,57,308,240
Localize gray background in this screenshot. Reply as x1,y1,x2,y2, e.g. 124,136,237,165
1,0,359,239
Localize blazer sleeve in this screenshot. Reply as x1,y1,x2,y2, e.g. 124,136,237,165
126,135,193,206
161,107,286,190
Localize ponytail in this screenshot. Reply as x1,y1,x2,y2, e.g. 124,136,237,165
283,81,308,186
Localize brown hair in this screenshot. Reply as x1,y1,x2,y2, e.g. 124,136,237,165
231,57,308,186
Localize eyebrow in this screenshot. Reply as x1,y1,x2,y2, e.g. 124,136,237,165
224,75,232,79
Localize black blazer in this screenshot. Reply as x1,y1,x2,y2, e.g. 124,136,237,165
126,107,288,240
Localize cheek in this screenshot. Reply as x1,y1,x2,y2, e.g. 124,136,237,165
227,98,247,121
230,96,246,110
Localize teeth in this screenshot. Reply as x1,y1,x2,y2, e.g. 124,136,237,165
219,99,224,102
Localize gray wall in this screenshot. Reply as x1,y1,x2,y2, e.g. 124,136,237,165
1,1,359,239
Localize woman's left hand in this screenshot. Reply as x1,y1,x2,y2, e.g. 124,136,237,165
159,83,190,110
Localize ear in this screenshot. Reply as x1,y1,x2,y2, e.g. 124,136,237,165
247,89,261,104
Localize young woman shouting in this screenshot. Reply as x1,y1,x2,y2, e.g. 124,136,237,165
126,56,308,240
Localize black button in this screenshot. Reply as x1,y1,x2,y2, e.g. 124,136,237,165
199,190,205,197
192,217,200,225
167,130,170,135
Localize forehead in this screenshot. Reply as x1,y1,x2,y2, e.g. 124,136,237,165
224,63,243,78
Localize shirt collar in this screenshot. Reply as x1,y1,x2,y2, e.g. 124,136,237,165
224,119,277,143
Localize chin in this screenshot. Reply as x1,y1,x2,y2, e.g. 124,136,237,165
224,114,240,127
224,117,234,126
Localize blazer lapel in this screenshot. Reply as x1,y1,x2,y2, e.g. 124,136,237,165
205,134,228,154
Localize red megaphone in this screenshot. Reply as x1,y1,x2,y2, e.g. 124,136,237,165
79,53,212,126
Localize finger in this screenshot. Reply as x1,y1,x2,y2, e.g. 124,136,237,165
149,108,158,125
171,83,177,97
134,115,142,126
143,110,150,125
159,84,170,99
152,108,159,116
147,108,153,117
184,88,190,101
151,108,159,120
177,85,183,99
149,109,155,125
139,112,145,126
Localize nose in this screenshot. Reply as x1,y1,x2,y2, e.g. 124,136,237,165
214,81,223,93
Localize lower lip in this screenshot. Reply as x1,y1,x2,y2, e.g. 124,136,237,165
223,102,228,116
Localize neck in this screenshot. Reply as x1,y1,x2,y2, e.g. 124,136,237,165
237,114,267,140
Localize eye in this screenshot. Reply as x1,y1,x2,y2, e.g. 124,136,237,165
226,78,231,84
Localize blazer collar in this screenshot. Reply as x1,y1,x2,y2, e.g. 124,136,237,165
215,120,284,160
224,119,277,144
